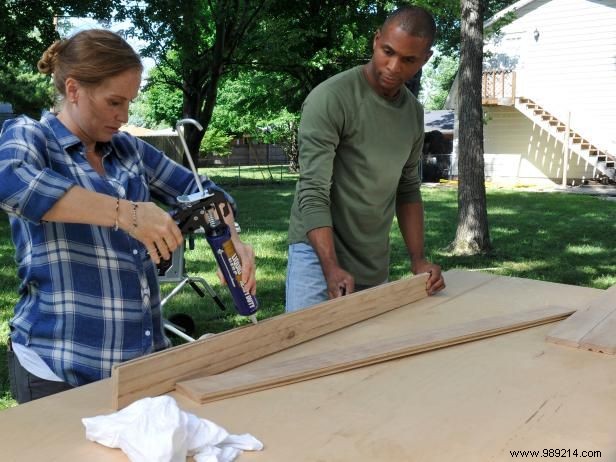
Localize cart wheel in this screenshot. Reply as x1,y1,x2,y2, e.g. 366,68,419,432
167,313,196,336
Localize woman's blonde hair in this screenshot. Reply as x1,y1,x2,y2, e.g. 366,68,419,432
38,29,143,96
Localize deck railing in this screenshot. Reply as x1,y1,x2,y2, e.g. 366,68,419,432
482,70,516,105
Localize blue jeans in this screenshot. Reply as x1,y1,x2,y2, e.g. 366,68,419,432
285,243,329,312
285,243,382,312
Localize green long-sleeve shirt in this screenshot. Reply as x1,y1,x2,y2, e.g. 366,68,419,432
288,65,424,285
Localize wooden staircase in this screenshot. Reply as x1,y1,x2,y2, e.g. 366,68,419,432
515,98,616,183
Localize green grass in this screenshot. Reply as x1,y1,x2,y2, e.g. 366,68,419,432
0,166,615,410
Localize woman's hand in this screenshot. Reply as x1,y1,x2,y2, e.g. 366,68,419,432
119,200,183,264
214,239,257,295
234,239,256,295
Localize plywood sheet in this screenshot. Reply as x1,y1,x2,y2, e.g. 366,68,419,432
0,271,609,462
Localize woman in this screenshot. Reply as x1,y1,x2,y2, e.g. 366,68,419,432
0,29,256,403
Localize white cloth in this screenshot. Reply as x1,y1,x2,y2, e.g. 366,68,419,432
82,396,263,462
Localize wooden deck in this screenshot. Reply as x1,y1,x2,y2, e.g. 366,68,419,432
482,69,516,106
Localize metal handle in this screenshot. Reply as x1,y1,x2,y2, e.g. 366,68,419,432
175,118,205,193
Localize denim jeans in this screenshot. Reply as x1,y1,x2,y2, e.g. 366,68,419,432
285,242,382,312
285,243,329,312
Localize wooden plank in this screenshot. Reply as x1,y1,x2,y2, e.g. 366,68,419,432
111,273,429,409
576,285,616,353
579,308,616,354
546,284,616,350
176,305,574,404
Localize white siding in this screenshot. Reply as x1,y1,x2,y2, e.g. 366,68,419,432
483,107,597,183
484,0,616,153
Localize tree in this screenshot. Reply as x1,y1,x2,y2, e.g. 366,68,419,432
0,62,54,116
0,1,118,116
245,0,382,96
130,0,385,167
133,62,184,128
199,127,233,156
420,55,459,110
208,71,300,169
407,0,517,58
206,0,384,170
129,0,518,171
0,1,118,66
117,1,270,165
240,0,511,168
449,0,491,255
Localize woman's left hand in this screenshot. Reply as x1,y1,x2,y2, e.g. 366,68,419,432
215,239,257,295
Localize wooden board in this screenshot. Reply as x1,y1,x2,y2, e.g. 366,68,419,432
546,284,616,353
176,305,574,404
111,273,429,409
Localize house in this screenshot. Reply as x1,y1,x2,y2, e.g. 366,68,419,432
447,0,616,185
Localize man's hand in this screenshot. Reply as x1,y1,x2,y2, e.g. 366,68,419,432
306,227,354,300
323,264,355,300
412,259,445,295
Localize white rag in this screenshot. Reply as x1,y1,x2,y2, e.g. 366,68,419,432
82,395,263,462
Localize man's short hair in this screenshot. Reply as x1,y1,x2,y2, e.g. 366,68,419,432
383,5,437,47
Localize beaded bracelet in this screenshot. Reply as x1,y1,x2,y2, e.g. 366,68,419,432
113,197,120,231
130,201,139,231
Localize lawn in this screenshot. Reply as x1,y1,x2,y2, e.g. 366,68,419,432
0,165,615,409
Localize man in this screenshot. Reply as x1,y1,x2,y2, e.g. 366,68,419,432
286,6,445,312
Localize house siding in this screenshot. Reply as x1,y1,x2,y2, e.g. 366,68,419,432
483,106,597,183
485,0,616,154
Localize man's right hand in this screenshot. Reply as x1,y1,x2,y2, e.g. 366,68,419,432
306,226,354,300
323,265,355,299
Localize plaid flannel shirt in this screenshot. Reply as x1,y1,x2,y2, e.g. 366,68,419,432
0,112,231,386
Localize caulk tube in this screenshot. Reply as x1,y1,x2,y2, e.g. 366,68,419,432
205,219,259,322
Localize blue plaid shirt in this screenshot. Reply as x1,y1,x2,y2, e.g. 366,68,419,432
0,112,231,386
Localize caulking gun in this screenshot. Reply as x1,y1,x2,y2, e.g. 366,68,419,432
157,118,259,324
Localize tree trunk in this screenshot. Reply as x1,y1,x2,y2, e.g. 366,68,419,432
177,2,252,169
287,120,299,173
181,84,204,168
405,68,422,98
449,0,492,255
181,72,222,169
181,45,226,167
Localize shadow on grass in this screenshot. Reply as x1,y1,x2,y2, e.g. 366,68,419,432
391,190,616,288
206,165,298,189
